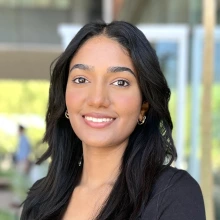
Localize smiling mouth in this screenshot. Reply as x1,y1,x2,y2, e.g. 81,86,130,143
84,116,114,123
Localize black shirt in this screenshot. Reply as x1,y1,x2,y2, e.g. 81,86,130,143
139,167,206,220
21,166,205,219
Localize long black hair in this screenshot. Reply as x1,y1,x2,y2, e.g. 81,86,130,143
21,20,177,220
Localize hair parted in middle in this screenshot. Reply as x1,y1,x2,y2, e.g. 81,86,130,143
21,20,177,220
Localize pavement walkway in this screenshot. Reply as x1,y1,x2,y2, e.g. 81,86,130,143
0,178,21,219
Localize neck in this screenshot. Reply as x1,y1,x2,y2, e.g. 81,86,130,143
80,142,127,189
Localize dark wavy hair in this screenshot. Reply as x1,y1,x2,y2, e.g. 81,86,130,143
21,20,177,220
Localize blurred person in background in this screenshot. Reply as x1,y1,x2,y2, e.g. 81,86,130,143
14,124,31,175
21,21,205,220
10,124,31,209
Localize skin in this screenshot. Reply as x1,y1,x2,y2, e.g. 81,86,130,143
64,35,149,220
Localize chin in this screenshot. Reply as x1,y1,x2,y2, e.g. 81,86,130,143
77,132,112,147
82,139,112,148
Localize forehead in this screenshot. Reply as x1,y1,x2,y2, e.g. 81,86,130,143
78,35,128,53
70,36,133,67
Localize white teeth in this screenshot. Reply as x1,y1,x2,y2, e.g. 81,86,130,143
85,116,113,123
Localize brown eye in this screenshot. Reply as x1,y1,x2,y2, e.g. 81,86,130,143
73,77,89,84
112,80,129,87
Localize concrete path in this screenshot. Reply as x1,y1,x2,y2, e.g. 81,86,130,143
0,177,21,219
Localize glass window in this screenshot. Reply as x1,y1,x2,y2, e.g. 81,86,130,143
154,42,178,89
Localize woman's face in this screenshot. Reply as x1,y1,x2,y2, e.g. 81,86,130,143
66,36,144,149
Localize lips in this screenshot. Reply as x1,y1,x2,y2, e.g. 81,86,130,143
82,113,116,128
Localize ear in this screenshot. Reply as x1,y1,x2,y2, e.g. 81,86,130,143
138,101,149,121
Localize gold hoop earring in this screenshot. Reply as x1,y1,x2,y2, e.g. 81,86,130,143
137,116,146,125
65,110,69,119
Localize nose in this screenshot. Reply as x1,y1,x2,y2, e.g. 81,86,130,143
87,82,111,108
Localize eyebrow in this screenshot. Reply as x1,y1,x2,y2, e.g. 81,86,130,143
107,66,135,76
69,64,93,72
69,63,135,76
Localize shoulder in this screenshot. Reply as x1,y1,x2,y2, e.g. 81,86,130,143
140,166,206,220
152,166,200,196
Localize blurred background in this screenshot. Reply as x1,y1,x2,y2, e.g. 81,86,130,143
0,0,219,219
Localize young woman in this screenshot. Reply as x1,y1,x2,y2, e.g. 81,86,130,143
21,21,206,220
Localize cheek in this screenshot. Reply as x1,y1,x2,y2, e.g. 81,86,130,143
65,91,74,109
114,91,142,117
65,87,85,110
